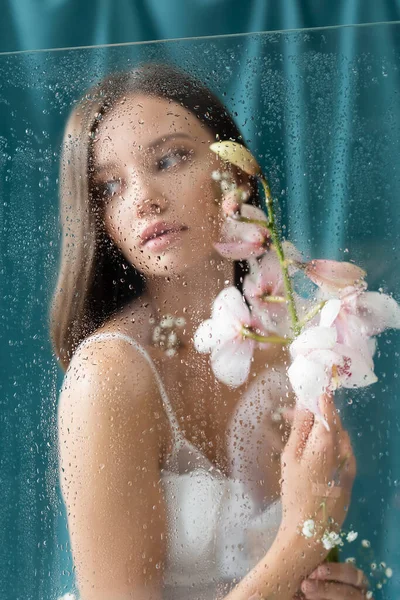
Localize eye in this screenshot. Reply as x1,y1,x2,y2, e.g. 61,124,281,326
157,148,191,171
97,178,122,199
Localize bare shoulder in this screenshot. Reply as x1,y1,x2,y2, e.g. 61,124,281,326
62,329,155,395
58,328,169,462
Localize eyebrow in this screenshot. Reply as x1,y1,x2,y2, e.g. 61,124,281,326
93,132,194,175
147,132,193,149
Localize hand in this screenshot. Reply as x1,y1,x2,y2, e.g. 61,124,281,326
300,562,372,599
220,182,252,216
279,392,357,554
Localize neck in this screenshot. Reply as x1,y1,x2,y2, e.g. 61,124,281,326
144,252,235,342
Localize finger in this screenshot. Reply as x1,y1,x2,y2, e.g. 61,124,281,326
304,393,340,455
318,391,340,435
221,185,250,214
301,579,366,599
308,564,369,590
285,408,315,459
281,407,296,423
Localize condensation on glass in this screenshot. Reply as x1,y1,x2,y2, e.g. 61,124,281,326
0,23,399,600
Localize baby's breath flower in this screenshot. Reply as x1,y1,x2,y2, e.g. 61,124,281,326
211,170,222,181
346,531,358,543
345,557,356,564
322,531,344,550
361,539,371,548
366,592,373,599
370,562,377,571
385,567,393,578
302,519,315,538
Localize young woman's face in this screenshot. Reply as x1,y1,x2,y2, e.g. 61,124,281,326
92,94,230,277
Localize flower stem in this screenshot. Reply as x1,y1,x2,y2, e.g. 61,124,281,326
298,301,327,328
241,327,291,345
236,215,272,228
260,295,286,304
326,546,340,563
260,178,301,336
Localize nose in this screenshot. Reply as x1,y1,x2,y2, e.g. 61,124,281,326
126,174,169,218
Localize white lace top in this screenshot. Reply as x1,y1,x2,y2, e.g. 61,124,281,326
63,331,283,600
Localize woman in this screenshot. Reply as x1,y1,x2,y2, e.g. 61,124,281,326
50,63,369,600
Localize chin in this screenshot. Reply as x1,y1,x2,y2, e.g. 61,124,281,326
139,248,210,277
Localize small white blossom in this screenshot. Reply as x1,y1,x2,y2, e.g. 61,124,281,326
302,519,315,538
361,539,371,548
165,348,177,358
385,567,393,578
371,562,377,571
160,315,174,328
152,326,161,342
220,179,237,193
346,530,358,543
379,562,387,569
366,592,373,599
58,595,76,600
168,331,178,344
345,557,356,564
211,170,222,181
322,530,344,550
377,583,382,589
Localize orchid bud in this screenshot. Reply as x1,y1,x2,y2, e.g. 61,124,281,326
210,141,261,176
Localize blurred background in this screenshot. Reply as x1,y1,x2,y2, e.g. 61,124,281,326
1,2,400,599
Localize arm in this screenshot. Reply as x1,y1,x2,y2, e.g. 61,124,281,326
58,337,168,600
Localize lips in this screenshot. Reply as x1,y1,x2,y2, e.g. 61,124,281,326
140,221,188,246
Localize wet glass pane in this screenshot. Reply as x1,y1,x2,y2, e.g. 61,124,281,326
1,22,400,600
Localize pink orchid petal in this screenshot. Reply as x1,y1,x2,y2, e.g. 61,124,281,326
221,213,265,245
305,260,366,293
213,241,265,260
243,273,259,304
368,337,377,357
193,319,216,353
306,347,338,368
320,299,341,328
211,337,254,387
258,251,284,294
212,287,251,328
250,304,278,335
334,343,378,388
287,355,331,428
240,203,268,223
251,300,290,336
356,291,400,336
290,326,337,358
335,313,375,369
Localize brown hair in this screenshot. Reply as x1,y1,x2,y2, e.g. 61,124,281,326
49,62,263,371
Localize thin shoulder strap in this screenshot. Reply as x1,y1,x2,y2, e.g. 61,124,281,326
76,331,182,439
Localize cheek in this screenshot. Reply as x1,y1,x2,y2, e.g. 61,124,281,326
103,203,138,248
